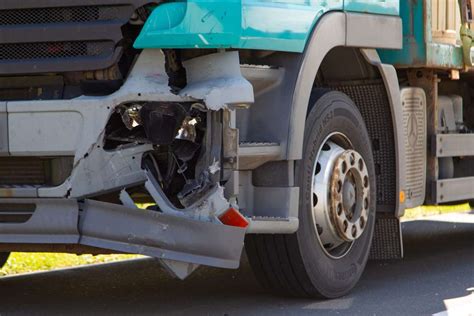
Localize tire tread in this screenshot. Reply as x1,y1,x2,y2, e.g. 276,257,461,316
245,89,375,298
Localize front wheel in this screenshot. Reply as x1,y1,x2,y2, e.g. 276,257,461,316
246,90,376,298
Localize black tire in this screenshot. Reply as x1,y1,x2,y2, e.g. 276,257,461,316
0,252,10,269
246,90,376,298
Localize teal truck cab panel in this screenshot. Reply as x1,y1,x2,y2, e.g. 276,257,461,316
134,0,399,53
379,0,465,69
344,0,399,15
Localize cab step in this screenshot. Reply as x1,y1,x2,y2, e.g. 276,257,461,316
238,142,283,170
247,216,299,234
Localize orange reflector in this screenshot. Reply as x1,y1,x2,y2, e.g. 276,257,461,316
399,191,406,203
219,208,249,228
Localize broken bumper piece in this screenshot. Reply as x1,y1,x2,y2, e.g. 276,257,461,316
80,200,247,270
0,198,248,279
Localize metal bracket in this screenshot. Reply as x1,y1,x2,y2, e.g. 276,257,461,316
144,171,230,222
433,177,474,203
79,199,247,269
433,133,474,157
159,259,200,280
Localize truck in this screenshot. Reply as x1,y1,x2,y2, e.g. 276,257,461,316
0,0,473,298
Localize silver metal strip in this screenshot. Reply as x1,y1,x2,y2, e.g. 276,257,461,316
434,177,474,203
434,134,474,157
79,200,246,269
247,217,299,234
0,199,79,244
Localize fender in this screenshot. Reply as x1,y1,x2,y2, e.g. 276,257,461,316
286,13,404,215
286,12,402,159
134,0,343,52
361,48,407,217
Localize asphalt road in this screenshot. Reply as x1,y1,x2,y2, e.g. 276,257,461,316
1,212,473,316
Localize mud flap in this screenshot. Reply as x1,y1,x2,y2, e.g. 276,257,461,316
79,200,247,269
369,213,403,260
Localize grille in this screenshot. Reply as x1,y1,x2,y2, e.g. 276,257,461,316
0,158,48,185
0,41,114,61
0,157,73,186
0,1,140,74
0,6,127,26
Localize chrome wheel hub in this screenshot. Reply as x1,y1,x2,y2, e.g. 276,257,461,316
330,150,369,241
312,135,370,258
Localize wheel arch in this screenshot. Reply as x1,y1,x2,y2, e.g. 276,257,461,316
285,12,405,217
286,11,402,159
359,49,406,217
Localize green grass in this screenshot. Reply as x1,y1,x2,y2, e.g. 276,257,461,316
403,203,472,219
0,253,143,277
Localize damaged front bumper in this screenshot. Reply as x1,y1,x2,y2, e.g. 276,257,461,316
81,199,247,270
0,198,247,279
0,50,253,199
0,49,255,278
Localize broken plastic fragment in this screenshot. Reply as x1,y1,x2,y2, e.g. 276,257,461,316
219,208,249,228
209,159,220,174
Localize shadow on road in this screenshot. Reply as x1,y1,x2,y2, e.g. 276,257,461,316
0,215,473,315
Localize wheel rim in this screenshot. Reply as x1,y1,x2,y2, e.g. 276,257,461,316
311,133,370,259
